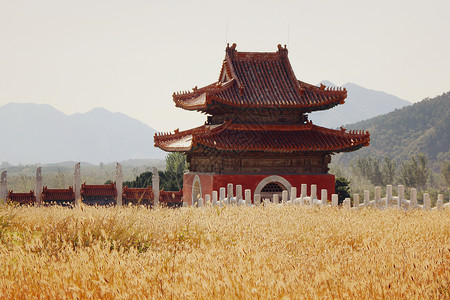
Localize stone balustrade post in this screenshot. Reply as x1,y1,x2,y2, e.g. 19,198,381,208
423,193,430,210
436,194,443,210
343,198,351,209
245,189,251,205
152,167,160,208
220,187,226,206
375,186,381,207
227,183,234,202
236,185,243,201
116,163,123,207
197,197,204,208
254,194,261,206
331,194,338,207
290,187,297,205
397,185,404,209
310,184,317,202
364,190,370,206
353,194,359,208
282,190,288,204
205,194,211,206
35,167,43,206
74,163,81,208
212,191,218,206
0,171,7,204
321,189,327,206
410,188,417,208
273,194,279,204
301,184,307,205
386,185,393,208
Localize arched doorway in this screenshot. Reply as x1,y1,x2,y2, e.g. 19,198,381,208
255,175,292,203
191,175,202,206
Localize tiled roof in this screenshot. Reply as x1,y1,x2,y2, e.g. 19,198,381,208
123,186,154,200
159,190,183,203
42,186,75,202
81,183,117,197
154,121,370,153
173,44,346,112
7,191,35,205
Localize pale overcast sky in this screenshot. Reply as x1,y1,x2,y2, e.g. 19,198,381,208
1,0,449,131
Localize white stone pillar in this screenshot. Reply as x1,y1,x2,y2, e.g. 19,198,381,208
290,187,297,201
212,191,218,206
353,194,359,208
116,163,123,207
152,167,160,208
397,185,404,209
410,188,417,208
227,183,234,202
0,171,7,204
254,194,261,206
375,186,381,207
423,193,430,210
386,185,393,208
73,163,81,208
236,185,243,201
321,189,327,206
331,194,338,207
245,189,251,205
273,194,279,204
35,167,43,206
343,198,351,209
300,184,307,205
364,190,370,206
281,190,288,204
197,197,204,208
219,187,226,205
205,194,211,206
310,184,317,202
436,194,443,210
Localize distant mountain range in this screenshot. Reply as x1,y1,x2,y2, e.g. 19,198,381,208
0,82,422,164
334,91,450,167
0,103,165,164
309,81,411,128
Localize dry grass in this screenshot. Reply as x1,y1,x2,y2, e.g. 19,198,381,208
0,205,449,299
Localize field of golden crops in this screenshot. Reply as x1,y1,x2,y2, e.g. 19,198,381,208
0,205,449,299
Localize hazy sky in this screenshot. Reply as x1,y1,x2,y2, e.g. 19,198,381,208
1,0,449,131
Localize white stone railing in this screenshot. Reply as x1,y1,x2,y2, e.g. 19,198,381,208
189,183,449,211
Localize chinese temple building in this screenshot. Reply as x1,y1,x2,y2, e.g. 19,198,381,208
154,44,370,205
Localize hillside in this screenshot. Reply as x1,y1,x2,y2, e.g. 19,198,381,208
309,81,411,128
334,92,450,166
0,103,165,164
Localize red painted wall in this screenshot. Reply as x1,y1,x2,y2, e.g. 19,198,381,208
183,172,335,205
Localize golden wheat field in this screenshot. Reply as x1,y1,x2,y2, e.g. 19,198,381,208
0,205,449,299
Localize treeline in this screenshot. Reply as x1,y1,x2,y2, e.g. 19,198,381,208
123,153,187,191
350,153,449,192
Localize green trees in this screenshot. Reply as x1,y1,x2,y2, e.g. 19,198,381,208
398,154,430,190
123,153,188,191
352,156,396,186
442,162,450,186
335,177,350,204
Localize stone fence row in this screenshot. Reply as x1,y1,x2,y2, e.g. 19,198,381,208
191,183,449,211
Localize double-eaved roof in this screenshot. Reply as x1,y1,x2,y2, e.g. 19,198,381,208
155,44,370,154
154,121,370,154
173,43,347,112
